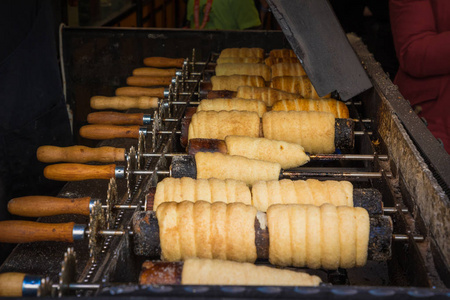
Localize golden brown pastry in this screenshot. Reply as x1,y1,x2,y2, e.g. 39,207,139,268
211,75,266,91
153,177,252,210
236,86,300,106
188,110,261,141
271,63,306,77
215,63,272,81
156,201,257,262
262,111,335,154
181,258,322,286
224,136,310,169
267,203,369,269
216,57,263,64
197,98,267,117
264,57,300,67
271,76,331,99
271,98,350,119
195,152,281,186
269,49,297,58
251,179,353,212
219,47,265,59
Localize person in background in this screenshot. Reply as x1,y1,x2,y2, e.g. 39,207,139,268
390,0,450,153
330,0,399,80
185,0,261,30
0,0,73,262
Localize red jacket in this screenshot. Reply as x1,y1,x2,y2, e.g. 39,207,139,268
390,0,450,153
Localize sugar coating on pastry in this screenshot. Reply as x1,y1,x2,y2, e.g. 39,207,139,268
181,258,322,286
153,177,252,210
197,98,267,117
262,110,335,154
156,201,257,262
188,110,261,141
219,47,265,59
236,86,300,107
195,152,281,186
211,75,265,91
271,98,350,119
271,76,331,99
224,135,310,169
266,203,369,269
251,179,353,212
215,63,272,81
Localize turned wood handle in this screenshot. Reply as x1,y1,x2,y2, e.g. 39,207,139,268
80,124,140,140
133,67,177,77
8,196,91,217
90,96,159,110
0,221,75,243
0,273,27,297
126,76,173,87
37,145,125,163
143,57,185,68
115,87,165,98
87,111,145,125
44,163,117,181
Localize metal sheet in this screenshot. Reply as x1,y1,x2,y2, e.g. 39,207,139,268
267,0,373,100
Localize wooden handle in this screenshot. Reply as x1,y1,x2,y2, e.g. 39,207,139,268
79,125,140,140
143,57,185,68
126,76,173,87
44,163,117,181
37,145,125,163
115,87,165,98
0,273,27,297
90,96,159,110
133,67,177,77
8,196,91,217
0,221,75,243
87,111,145,125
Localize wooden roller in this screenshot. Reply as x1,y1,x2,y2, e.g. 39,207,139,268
126,76,173,87
7,184,383,218
79,125,141,140
131,208,393,263
0,209,393,264
0,273,45,297
143,57,185,68
37,145,125,163
87,111,149,125
0,221,76,243
8,196,93,217
90,96,159,110
43,163,117,181
180,109,354,150
133,67,177,77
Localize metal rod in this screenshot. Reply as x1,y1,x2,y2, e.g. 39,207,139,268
141,153,184,157
170,101,200,105
281,170,384,178
112,204,140,209
354,131,372,135
310,154,388,161
383,207,409,214
51,283,101,290
392,234,425,242
130,170,171,176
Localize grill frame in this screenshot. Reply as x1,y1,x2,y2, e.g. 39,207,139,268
0,27,448,297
